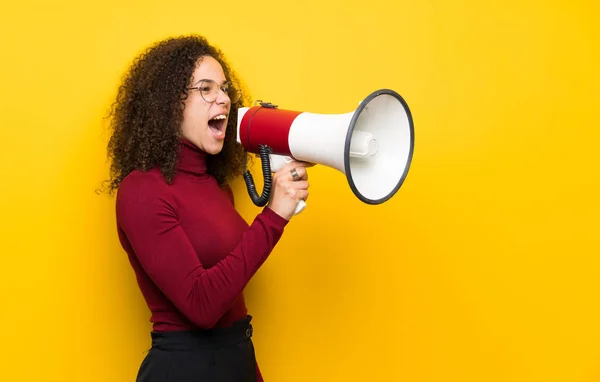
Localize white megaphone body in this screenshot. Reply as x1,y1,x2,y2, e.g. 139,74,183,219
236,89,414,215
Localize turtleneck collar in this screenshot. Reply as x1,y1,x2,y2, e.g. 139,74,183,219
177,138,208,176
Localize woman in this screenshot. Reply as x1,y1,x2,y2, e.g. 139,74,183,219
103,34,311,381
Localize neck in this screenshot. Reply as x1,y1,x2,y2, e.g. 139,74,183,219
177,138,208,176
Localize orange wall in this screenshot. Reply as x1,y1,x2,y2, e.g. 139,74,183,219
1,1,599,381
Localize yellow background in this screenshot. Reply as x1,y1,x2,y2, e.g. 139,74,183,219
1,0,599,381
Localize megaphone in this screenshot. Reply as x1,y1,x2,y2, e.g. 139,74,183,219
236,88,414,214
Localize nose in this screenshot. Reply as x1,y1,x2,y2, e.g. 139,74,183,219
215,88,230,105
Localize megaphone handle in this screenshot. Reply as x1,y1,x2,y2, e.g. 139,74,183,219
270,154,307,215
295,200,307,215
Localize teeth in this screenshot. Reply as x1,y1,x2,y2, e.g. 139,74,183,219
211,115,226,120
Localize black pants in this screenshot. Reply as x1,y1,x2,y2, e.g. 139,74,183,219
137,315,257,382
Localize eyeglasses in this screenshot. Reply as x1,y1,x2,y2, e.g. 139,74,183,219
187,79,241,104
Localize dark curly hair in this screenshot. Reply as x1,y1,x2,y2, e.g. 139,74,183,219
101,34,250,195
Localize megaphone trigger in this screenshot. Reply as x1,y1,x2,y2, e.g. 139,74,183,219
269,154,294,172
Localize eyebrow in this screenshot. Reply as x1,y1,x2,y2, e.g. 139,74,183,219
192,78,230,86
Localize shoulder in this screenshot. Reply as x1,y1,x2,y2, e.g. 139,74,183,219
116,168,175,219
118,168,168,196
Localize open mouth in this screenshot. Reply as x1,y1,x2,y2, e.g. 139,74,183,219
208,114,227,138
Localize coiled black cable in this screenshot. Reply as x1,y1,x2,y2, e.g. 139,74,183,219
243,144,273,207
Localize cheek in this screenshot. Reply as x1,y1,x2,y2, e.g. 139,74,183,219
183,100,210,128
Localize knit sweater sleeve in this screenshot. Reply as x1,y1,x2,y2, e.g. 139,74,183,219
116,173,288,329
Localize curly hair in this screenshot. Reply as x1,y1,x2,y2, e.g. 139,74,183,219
102,34,250,195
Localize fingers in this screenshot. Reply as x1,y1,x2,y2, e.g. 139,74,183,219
289,180,309,190
274,160,312,182
286,188,309,202
288,166,308,181
279,180,309,197
272,160,311,205
295,189,309,202
281,180,309,202
274,171,308,193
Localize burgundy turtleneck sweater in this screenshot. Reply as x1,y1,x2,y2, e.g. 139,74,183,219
115,139,288,379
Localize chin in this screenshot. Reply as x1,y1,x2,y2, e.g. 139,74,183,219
205,143,225,155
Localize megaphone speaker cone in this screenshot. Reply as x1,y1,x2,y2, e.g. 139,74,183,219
345,89,414,204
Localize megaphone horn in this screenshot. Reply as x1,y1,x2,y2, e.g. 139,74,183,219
236,89,415,214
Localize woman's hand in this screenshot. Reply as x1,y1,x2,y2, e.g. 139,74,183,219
267,161,314,221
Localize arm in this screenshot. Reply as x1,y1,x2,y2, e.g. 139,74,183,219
116,176,288,329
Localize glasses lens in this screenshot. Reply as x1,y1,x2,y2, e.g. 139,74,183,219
228,86,241,103
200,80,217,102
198,80,240,103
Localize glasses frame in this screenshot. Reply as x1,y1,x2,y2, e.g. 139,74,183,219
186,79,241,104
